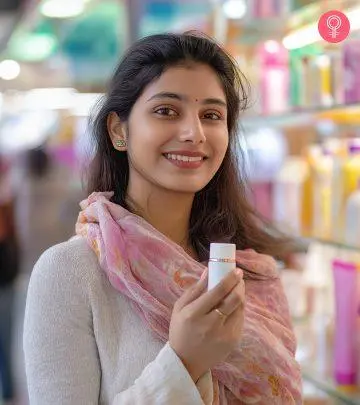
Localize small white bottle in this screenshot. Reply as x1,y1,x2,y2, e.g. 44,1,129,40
208,243,236,290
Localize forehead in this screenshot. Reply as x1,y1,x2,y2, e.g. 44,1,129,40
141,63,226,101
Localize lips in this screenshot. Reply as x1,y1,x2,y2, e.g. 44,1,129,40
162,152,206,169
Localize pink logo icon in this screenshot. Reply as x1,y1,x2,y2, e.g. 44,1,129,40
318,10,350,43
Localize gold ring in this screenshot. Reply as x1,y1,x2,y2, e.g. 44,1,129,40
214,308,227,320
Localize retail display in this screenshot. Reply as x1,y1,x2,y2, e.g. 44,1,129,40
250,137,360,244
239,40,360,115
227,0,360,402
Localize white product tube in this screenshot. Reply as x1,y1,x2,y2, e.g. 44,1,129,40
208,243,236,290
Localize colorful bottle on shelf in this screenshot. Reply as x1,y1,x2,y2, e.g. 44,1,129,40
344,40,360,104
357,263,360,387
333,259,358,389
329,48,344,105
289,50,301,107
344,181,360,248
258,41,289,114
311,147,334,239
272,157,308,236
330,143,347,241
301,152,313,237
316,54,332,107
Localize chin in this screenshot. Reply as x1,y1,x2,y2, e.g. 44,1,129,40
161,179,210,194
148,169,216,194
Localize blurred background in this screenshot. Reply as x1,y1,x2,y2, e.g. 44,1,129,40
0,0,360,404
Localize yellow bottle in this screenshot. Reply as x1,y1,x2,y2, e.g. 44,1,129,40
301,152,313,237
311,148,333,239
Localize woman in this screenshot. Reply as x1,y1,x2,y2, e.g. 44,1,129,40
23,32,302,404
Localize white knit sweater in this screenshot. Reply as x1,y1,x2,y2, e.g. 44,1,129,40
23,236,213,405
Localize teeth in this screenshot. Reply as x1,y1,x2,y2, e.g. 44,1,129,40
165,154,203,162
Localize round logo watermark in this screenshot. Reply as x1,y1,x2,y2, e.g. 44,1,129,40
318,10,350,43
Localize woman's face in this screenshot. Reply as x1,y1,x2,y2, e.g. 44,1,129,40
111,63,229,194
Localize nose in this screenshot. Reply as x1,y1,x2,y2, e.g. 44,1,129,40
178,114,206,145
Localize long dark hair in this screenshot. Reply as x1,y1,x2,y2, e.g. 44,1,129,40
86,32,293,267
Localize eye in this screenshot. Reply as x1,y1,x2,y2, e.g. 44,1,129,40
203,111,222,120
154,107,178,117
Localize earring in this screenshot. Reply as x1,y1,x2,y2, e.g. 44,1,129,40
115,139,126,148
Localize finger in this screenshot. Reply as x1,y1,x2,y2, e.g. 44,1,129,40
188,268,243,316
209,279,245,323
224,294,245,329
242,248,256,254
175,269,208,311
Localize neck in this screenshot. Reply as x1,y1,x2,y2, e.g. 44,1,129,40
126,182,195,251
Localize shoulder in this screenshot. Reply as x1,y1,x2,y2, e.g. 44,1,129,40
29,236,103,296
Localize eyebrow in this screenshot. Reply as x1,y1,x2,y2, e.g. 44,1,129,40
147,92,227,108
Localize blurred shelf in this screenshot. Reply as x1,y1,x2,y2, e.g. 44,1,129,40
295,318,360,404
302,369,360,405
298,236,360,252
303,379,349,405
241,103,360,127
229,0,358,46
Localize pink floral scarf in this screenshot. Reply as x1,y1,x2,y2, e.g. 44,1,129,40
75,192,302,404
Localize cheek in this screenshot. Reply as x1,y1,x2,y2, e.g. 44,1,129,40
127,120,154,153
129,116,173,150
212,130,229,160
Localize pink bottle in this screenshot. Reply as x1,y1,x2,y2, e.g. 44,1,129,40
344,40,360,104
257,41,289,115
333,259,358,387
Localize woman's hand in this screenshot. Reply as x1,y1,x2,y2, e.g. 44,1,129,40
169,268,245,382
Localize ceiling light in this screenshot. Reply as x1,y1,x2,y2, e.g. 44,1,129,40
9,33,57,62
283,24,320,49
222,0,246,20
41,0,85,19
0,60,21,81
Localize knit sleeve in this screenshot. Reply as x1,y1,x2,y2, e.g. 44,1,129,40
23,242,101,405
112,343,213,405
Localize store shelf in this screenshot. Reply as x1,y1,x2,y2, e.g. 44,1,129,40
241,103,360,127
299,237,360,252
295,317,360,404
303,379,350,405
303,369,360,405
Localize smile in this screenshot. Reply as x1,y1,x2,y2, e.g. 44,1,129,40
163,153,206,169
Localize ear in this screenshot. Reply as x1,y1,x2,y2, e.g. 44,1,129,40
107,112,127,151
